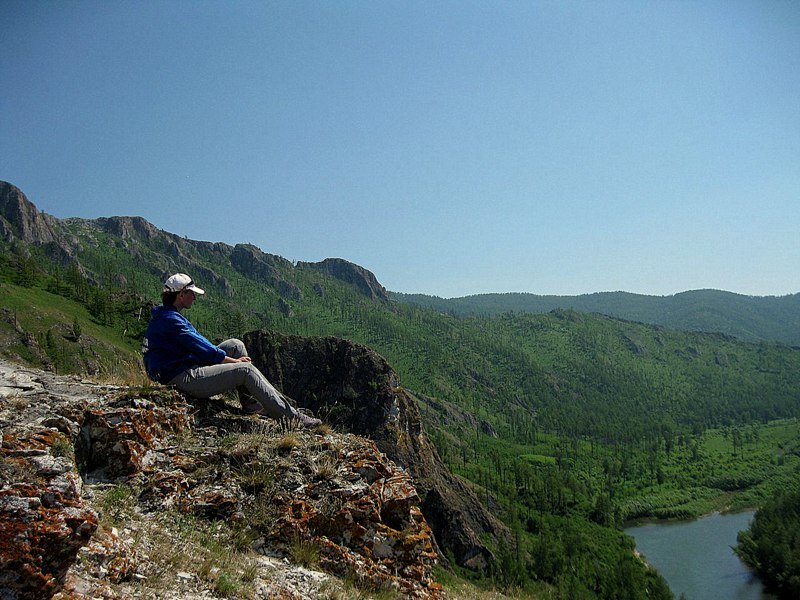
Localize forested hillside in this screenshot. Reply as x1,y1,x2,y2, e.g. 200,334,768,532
392,289,800,346
3,180,799,598
736,490,800,597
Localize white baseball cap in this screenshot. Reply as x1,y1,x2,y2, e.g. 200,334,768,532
163,273,205,295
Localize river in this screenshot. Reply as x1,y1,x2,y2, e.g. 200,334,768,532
624,511,777,600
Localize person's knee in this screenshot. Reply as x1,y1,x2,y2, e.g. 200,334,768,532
219,338,248,359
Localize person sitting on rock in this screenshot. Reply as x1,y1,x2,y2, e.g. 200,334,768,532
142,273,321,428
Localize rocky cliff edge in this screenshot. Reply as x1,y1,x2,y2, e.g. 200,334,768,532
244,331,505,572
0,358,444,599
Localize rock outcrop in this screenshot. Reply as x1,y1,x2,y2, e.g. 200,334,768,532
299,258,390,301
244,330,506,570
95,216,160,242
0,182,74,267
0,182,64,246
230,244,303,301
0,358,443,599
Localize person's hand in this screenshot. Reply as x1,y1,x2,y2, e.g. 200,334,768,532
223,356,253,364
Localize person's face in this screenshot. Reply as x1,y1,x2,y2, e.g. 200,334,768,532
176,288,196,310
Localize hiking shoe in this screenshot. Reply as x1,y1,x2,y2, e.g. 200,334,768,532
297,412,322,429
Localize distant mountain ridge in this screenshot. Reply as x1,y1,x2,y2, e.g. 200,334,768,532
392,289,800,347
0,180,385,306
5,178,795,347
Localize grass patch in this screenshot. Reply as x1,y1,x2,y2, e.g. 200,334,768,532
243,495,279,532
275,432,301,452
49,435,74,459
234,462,275,493
99,484,138,527
93,359,154,388
213,571,240,596
130,510,260,599
314,422,333,436
221,432,269,459
289,534,320,567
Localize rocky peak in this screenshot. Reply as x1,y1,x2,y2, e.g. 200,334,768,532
0,181,63,246
95,216,160,241
299,258,389,301
231,244,290,289
243,330,506,570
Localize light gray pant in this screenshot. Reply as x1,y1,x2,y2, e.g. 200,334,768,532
168,339,296,419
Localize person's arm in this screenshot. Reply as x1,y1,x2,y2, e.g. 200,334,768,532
168,314,226,365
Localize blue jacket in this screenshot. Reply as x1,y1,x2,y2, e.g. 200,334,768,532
142,305,226,383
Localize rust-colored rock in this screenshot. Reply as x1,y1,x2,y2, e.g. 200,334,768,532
265,437,442,598
80,397,191,479
1,358,447,598
1,432,98,600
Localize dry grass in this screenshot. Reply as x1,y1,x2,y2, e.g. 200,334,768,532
5,393,29,411
311,454,338,480
248,418,279,436
221,432,269,459
319,576,403,600
288,534,320,567
125,509,261,599
96,482,260,600
275,432,301,452
91,359,154,388
314,422,333,436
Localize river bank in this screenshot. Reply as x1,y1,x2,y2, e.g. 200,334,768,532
623,505,759,529
615,419,800,528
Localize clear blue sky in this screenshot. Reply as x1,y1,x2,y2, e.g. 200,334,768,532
2,1,798,298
